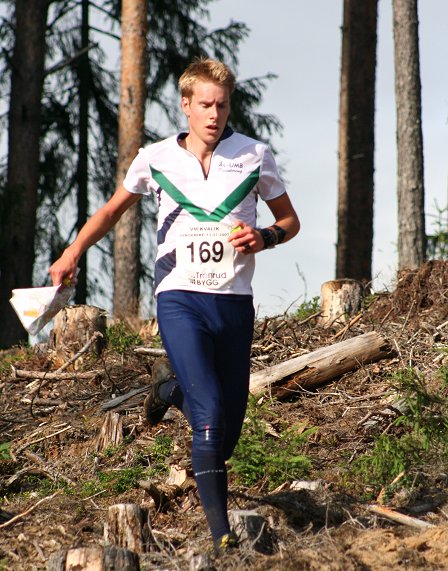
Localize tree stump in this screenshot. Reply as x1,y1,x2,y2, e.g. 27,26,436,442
104,504,153,553
138,478,185,512
95,412,123,453
47,545,140,571
318,279,365,328
50,304,107,368
229,509,274,554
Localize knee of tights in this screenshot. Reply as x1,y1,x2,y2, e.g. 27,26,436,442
192,425,224,454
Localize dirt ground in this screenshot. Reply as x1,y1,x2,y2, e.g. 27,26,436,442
1,260,448,571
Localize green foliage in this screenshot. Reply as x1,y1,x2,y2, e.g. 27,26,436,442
353,367,448,488
81,465,146,497
81,436,172,496
148,434,173,478
106,322,142,354
0,442,11,460
294,296,320,321
102,444,121,458
426,201,448,260
354,433,421,486
391,368,448,449
22,474,71,497
229,396,316,490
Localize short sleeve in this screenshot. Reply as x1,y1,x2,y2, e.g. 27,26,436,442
257,145,286,202
123,148,153,196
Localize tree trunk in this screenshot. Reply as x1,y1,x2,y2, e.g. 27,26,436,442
393,0,426,269
113,0,147,318
74,0,90,304
249,331,392,397
336,0,378,282
0,0,48,348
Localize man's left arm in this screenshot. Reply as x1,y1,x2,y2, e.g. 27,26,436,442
229,193,300,254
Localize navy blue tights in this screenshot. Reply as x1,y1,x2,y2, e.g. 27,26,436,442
157,290,254,542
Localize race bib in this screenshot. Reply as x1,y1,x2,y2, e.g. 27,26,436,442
176,223,235,290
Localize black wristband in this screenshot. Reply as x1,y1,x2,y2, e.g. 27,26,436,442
272,224,287,244
259,227,278,249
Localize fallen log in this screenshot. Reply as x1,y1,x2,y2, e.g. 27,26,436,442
249,331,393,397
11,368,101,381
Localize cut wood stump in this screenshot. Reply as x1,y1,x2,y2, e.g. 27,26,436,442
318,279,365,328
95,412,123,453
50,304,107,368
104,504,153,553
249,331,393,398
229,509,274,554
46,545,140,571
138,480,182,512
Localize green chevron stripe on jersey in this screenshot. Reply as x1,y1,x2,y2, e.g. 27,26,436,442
151,166,260,222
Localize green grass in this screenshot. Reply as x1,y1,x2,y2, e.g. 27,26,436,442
81,436,173,497
0,442,11,460
230,396,316,490
106,322,143,354
352,366,448,490
294,296,320,321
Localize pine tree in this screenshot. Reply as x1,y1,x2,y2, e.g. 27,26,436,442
393,0,426,269
336,0,378,282
0,0,49,348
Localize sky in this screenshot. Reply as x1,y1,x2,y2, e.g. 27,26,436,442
205,0,448,317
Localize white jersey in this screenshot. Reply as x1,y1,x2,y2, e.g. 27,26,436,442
123,127,286,296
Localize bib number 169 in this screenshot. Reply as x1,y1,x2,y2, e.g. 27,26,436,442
186,240,224,263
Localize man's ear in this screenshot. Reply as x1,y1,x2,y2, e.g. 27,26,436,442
181,96,190,117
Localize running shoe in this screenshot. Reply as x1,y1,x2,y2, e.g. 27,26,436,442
143,357,173,425
214,531,239,557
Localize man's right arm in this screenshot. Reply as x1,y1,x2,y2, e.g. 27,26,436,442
49,186,141,286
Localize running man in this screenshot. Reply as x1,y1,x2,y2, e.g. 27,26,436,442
49,58,300,555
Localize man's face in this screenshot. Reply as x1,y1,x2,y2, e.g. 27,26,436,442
182,81,231,147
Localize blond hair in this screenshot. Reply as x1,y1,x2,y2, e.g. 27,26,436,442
178,58,236,99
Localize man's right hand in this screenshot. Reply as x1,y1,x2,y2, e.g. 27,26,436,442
49,247,79,287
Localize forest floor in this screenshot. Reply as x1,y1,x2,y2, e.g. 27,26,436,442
1,260,448,571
